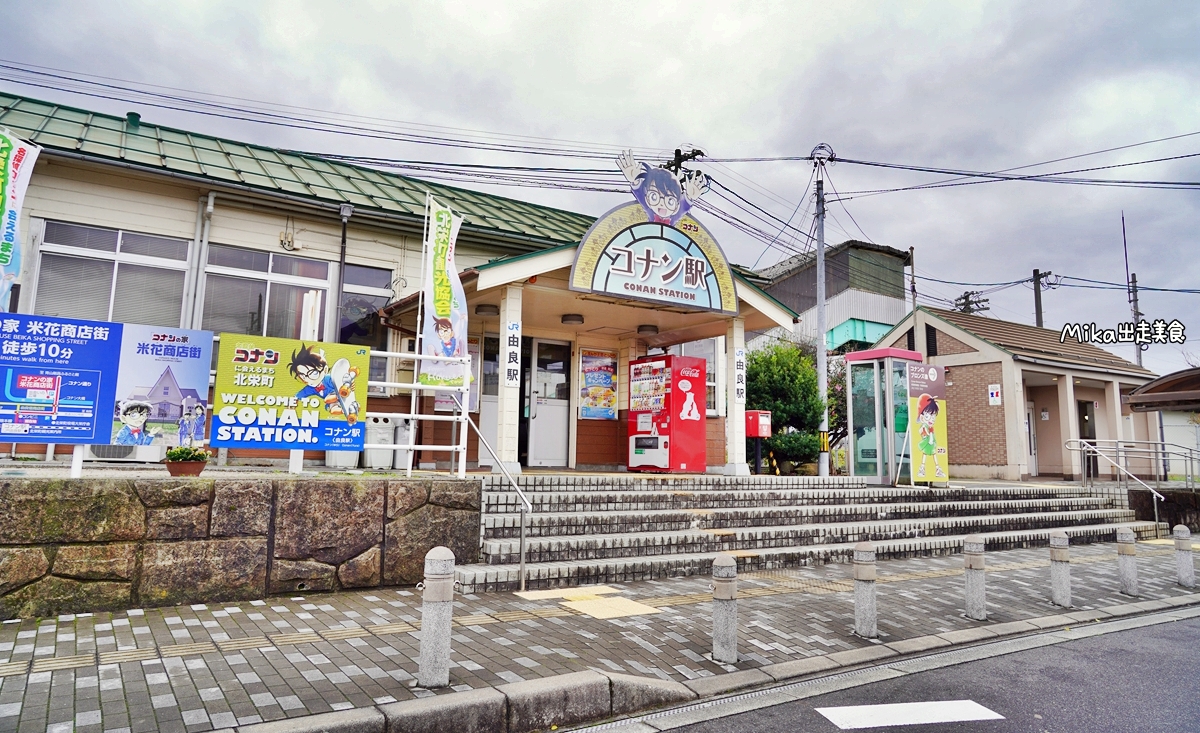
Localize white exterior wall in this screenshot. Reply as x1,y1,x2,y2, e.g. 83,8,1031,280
17,157,498,334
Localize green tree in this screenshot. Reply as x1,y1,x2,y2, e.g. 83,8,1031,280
747,342,824,462
827,357,847,449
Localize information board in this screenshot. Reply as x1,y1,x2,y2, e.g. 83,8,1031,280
112,324,214,447
210,334,370,451
0,314,121,443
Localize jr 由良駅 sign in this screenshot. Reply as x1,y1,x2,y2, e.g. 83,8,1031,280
569,152,738,315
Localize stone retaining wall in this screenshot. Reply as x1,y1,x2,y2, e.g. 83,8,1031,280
1129,488,1200,532
0,477,481,619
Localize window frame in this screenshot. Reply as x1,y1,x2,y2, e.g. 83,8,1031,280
32,220,191,326
338,263,395,395
197,244,333,339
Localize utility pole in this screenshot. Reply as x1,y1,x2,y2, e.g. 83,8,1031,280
1032,268,1050,328
664,147,704,173
1122,212,1144,367
909,246,917,313
812,143,834,477
953,291,990,315
1130,272,1143,367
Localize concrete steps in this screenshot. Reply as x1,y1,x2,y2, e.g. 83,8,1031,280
483,497,1113,538
458,476,1158,592
481,509,1140,563
456,520,1165,593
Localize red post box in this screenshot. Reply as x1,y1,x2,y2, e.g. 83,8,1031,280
746,410,772,438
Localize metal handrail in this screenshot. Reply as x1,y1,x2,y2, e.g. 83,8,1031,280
1066,438,1165,536
1069,438,1197,492
449,393,533,593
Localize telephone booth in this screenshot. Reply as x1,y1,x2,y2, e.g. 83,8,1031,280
844,347,924,485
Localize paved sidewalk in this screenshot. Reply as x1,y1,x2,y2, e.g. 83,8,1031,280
0,541,1194,733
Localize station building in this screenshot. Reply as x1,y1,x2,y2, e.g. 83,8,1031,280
1,91,795,471
876,307,1159,481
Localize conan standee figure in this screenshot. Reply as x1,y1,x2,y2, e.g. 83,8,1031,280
114,401,161,445
617,150,708,227
288,343,360,425
914,393,945,479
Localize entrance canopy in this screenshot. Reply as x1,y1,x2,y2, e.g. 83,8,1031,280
1126,367,1200,412
385,243,796,349
382,243,797,475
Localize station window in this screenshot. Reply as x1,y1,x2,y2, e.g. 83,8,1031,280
34,221,189,328
669,338,720,415
201,244,330,340
339,263,394,384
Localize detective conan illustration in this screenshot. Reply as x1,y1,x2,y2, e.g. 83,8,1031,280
617,149,709,226
288,343,361,425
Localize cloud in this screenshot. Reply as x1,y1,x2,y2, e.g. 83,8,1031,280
3,0,1197,373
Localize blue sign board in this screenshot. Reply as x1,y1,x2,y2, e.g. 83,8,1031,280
0,314,122,443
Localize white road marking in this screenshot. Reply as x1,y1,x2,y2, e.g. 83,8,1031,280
815,700,1004,729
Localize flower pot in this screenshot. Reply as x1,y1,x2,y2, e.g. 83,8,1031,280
165,460,207,477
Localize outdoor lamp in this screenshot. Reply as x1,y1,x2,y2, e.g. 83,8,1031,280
637,324,659,336
475,304,500,316
561,314,584,325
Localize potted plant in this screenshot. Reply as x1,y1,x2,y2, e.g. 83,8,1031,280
163,445,212,477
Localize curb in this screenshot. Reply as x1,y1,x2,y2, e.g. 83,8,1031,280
211,592,1200,733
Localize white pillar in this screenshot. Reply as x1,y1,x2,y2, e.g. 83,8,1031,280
1057,375,1080,480
495,284,523,475
724,317,749,476
1105,380,1124,479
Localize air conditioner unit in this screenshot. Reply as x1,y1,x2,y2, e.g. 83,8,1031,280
84,444,166,463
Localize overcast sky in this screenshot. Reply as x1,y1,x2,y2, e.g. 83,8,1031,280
4,1,1198,374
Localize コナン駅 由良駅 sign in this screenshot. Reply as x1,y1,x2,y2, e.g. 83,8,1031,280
569,151,738,315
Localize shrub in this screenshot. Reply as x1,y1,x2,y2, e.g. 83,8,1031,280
165,446,212,462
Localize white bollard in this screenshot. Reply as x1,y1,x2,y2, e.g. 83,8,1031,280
1175,525,1195,589
1116,527,1138,597
1049,530,1071,608
711,553,738,664
963,534,987,621
418,546,456,688
853,542,878,638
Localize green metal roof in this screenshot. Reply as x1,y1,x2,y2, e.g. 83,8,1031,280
0,92,595,248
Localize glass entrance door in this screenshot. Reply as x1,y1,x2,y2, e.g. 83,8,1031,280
528,339,571,467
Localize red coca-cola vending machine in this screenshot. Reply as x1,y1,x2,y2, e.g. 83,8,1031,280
627,355,707,472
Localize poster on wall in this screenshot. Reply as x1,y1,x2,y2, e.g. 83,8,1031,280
0,314,120,442
579,348,618,420
0,129,41,312
907,363,949,481
417,194,470,387
112,324,213,447
210,334,370,451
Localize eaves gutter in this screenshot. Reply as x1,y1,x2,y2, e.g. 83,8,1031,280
41,148,581,255
1011,353,1156,381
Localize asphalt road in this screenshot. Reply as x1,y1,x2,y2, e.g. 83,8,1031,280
675,617,1200,733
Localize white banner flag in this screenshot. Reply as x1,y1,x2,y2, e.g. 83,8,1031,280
0,129,41,312
418,194,469,387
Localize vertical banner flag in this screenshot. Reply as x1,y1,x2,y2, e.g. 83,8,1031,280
112,325,213,447
907,363,949,481
0,314,120,443
210,334,370,451
579,349,618,420
418,195,469,387
0,130,41,312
